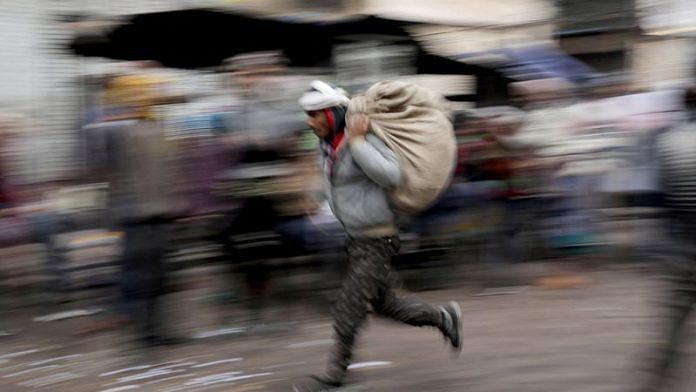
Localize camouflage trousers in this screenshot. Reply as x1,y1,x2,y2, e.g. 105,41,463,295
325,235,443,382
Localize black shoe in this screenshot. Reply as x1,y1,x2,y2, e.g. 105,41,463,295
439,301,463,356
293,375,343,392
141,335,186,348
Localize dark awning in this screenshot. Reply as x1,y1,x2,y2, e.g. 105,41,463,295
70,9,413,69
69,9,515,102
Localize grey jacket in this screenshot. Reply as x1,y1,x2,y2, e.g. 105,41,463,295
319,133,401,237
90,119,185,225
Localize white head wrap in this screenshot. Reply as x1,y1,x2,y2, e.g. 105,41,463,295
299,80,350,111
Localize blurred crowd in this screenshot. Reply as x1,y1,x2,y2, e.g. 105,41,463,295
0,52,692,358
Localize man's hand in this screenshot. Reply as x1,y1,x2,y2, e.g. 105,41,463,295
347,114,370,143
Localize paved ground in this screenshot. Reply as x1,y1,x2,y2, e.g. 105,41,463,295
0,264,694,392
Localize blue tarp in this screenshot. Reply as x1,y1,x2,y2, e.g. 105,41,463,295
456,45,599,84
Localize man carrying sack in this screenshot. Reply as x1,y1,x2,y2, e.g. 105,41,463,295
293,81,462,391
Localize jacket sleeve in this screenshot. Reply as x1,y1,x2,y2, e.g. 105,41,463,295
312,146,328,201
349,135,402,188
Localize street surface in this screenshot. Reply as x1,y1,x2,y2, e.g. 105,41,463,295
1,264,694,392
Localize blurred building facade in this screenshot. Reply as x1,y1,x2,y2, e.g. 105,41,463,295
556,0,638,73
635,0,696,87
3,0,694,183
0,0,557,182
557,0,696,88
0,0,224,183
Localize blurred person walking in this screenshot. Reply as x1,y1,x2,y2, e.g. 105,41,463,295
639,85,696,392
0,113,26,337
475,108,551,288
293,81,462,391
91,73,186,347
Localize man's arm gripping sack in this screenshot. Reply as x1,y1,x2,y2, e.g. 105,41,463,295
347,81,457,213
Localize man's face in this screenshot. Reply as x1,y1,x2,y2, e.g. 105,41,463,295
306,110,331,140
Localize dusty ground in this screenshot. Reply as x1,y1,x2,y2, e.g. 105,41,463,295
0,264,694,392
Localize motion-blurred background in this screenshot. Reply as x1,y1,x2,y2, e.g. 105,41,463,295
0,1,695,391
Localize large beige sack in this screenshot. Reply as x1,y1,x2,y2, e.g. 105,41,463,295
348,81,456,213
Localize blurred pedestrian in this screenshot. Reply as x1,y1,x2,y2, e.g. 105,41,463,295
0,113,24,337
639,84,696,392
93,73,186,347
477,109,546,280
293,81,462,391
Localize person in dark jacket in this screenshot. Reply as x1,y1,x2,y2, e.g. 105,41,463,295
96,74,186,347
639,85,696,392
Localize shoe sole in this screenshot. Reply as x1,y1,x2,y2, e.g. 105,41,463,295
293,383,363,391
448,301,463,357
293,385,348,392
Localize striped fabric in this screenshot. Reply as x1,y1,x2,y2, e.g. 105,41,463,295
658,122,696,217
